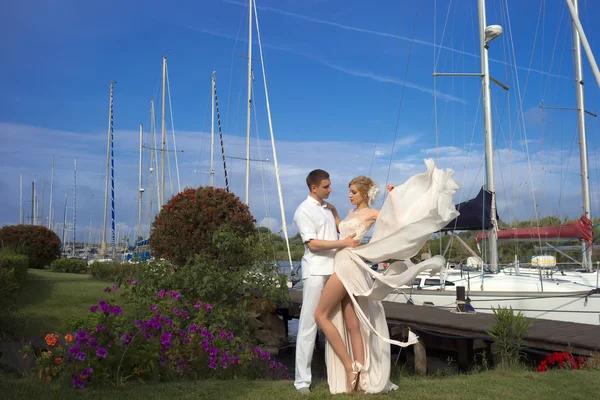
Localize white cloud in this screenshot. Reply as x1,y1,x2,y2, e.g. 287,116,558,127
1,122,595,245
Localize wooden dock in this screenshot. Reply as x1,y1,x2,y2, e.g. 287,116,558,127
282,289,600,373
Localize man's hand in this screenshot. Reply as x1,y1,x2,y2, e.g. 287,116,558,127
341,233,360,248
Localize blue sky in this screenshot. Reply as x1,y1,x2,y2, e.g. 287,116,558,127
2,0,600,243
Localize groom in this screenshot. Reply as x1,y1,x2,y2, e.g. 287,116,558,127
293,169,359,394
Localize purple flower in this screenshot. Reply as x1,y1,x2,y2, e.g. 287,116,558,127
261,352,271,360
227,331,234,340
89,305,98,313
204,304,213,312
103,287,112,293
99,300,109,313
72,375,85,389
209,361,218,370
96,324,105,332
232,357,241,365
128,279,136,285
222,361,227,368
96,347,107,359
160,332,172,349
209,347,219,357
81,367,93,379
269,361,277,369
184,337,191,344
172,292,180,300
193,301,202,308
188,324,199,333
122,333,133,345
135,319,142,327
173,307,179,314
201,339,209,351
150,305,158,311
160,357,166,366
219,331,226,339
75,352,86,362
110,305,123,316
158,290,165,297
69,345,80,355
76,330,87,341
112,285,118,291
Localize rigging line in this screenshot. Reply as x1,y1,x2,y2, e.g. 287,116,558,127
253,0,294,272
250,78,277,260
504,0,544,252
384,0,421,188
194,79,212,187
541,4,566,102
165,63,181,193
554,126,578,219
433,0,454,166
224,8,246,136
368,0,410,176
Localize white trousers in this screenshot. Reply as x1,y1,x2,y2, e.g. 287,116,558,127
294,274,329,390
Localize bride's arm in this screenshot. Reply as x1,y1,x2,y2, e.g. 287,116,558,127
324,202,341,230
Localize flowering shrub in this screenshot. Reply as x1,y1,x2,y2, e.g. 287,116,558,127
149,187,257,267
0,225,61,269
31,288,288,388
537,351,585,372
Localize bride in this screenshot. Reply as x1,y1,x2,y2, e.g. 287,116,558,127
314,159,459,393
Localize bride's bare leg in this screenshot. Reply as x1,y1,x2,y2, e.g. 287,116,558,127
342,295,364,366
314,273,353,373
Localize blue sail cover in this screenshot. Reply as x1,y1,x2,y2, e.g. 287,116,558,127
441,186,498,232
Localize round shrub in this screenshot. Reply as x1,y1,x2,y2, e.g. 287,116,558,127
50,258,87,274
0,225,61,269
149,187,257,267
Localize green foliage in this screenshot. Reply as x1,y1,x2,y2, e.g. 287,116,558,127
129,228,289,340
0,248,29,310
89,261,140,283
149,187,257,267
0,247,29,284
50,258,87,274
487,306,533,370
0,224,61,269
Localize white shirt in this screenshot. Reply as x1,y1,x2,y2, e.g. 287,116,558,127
293,196,338,279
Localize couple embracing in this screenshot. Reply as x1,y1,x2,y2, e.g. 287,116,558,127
293,160,461,394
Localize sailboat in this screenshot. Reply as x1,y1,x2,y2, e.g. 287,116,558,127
382,0,600,325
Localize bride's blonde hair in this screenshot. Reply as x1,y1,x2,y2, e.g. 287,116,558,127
349,176,378,206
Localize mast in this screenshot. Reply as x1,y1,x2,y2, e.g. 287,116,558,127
477,0,499,271
149,100,155,235
252,0,294,273
101,81,115,258
138,123,144,241
161,56,167,207
31,179,35,225
73,158,77,257
48,156,54,230
570,0,593,271
245,0,253,205
19,174,22,224
88,214,93,245
210,72,216,187
41,172,45,227
62,192,68,252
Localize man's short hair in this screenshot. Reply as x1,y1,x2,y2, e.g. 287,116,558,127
306,169,330,189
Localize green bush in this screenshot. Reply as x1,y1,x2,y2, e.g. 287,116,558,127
0,225,61,269
128,229,289,340
149,187,257,267
89,261,139,283
0,267,18,310
488,305,533,370
0,248,29,284
50,258,87,274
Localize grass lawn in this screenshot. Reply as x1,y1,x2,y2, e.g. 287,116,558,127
0,269,113,341
1,269,599,399
1,369,598,399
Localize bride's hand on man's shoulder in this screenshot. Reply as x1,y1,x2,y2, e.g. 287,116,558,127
386,184,395,193
324,201,336,211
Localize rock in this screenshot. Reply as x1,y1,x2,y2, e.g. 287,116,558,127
254,311,288,351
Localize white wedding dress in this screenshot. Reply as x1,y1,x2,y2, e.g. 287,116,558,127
325,159,460,394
